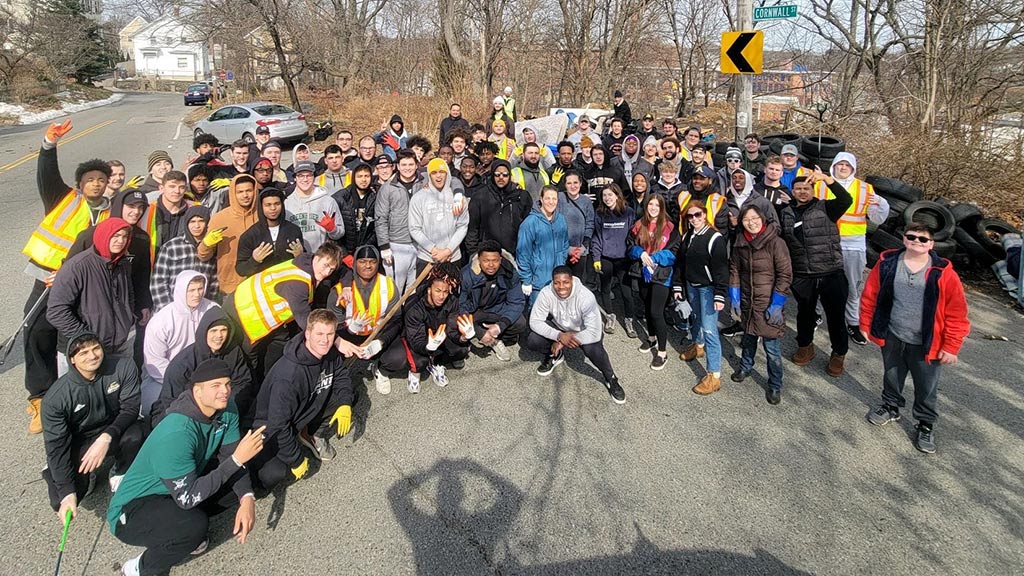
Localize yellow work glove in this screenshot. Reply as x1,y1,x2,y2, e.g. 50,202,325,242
202,228,224,247
329,405,352,437
209,177,231,190
551,167,564,184
121,175,144,191
291,457,309,480
593,260,602,273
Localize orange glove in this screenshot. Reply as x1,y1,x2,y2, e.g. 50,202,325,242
45,120,72,143
316,211,337,233
456,314,475,340
382,133,400,150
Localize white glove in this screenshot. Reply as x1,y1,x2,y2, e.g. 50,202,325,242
347,312,371,333
359,339,383,359
456,314,475,340
452,193,468,216
381,248,394,265
522,284,533,297
674,299,692,319
426,325,446,352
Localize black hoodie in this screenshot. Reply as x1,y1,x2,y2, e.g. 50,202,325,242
152,308,253,426
41,352,140,501
254,332,353,467
465,159,532,256
403,285,462,357
234,189,306,277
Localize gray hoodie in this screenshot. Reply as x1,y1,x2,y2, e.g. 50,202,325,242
375,173,424,250
407,171,469,263
529,276,603,345
284,185,345,251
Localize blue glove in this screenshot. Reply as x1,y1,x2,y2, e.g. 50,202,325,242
765,292,786,326
729,287,742,322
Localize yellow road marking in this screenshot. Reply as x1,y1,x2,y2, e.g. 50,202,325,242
0,119,118,173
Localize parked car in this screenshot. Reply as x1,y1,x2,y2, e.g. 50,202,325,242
193,102,309,147
184,84,211,106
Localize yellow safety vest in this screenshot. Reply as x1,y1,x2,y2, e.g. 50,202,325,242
336,274,395,336
503,98,516,121
142,200,193,265
491,136,514,160
814,178,873,237
233,260,312,343
23,191,109,271
706,194,727,231
511,167,550,191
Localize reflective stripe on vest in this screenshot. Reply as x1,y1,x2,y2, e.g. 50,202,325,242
22,191,109,271
345,275,395,336
511,167,550,190
143,200,193,264
316,172,351,189
233,260,312,343
706,194,727,231
493,137,514,160
676,191,693,230
815,179,872,237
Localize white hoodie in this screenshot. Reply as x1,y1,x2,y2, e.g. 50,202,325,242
830,152,890,251
285,185,345,251
144,270,218,383
529,277,603,345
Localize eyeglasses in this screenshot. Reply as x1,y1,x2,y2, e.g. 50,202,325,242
685,212,704,220
742,217,762,224
493,172,510,178
904,233,933,243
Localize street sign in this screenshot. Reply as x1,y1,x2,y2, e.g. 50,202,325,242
754,4,797,20
720,31,764,75
226,70,234,81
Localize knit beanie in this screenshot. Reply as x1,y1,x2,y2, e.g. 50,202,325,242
191,358,231,384
148,150,173,171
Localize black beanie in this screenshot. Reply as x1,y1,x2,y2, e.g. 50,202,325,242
191,358,231,384
354,245,380,261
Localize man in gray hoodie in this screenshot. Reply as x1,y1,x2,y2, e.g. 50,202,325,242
285,161,345,252
526,266,625,404
408,158,470,274
375,150,423,295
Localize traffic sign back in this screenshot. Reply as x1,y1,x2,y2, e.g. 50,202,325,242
720,31,763,75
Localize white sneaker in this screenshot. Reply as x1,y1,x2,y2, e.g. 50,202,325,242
121,554,142,576
109,472,124,493
190,539,208,555
408,372,421,394
491,340,512,362
373,364,391,395
427,364,449,387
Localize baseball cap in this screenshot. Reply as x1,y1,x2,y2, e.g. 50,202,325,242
578,115,591,124
643,113,654,121
781,144,798,156
375,154,393,166
255,126,271,135
122,190,148,206
294,160,315,174
693,166,715,179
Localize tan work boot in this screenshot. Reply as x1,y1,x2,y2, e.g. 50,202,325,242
692,373,721,395
826,353,846,377
791,344,816,366
27,398,43,434
680,344,705,362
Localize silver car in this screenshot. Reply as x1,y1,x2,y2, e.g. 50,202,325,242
193,102,309,146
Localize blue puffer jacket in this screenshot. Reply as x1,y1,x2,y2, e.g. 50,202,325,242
516,203,569,289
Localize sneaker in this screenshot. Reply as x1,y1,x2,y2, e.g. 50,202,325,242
298,430,336,461
866,404,901,426
765,389,781,405
604,313,616,334
848,326,867,346
190,540,209,555
638,339,657,353
537,352,564,376
109,471,124,494
915,424,936,454
815,313,823,328
428,364,449,387
720,323,743,337
491,340,512,362
373,364,391,395
469,337,484,349
730,370,750,383
121,554,142,576
623,318,638,339
450,359,466,370
408,372,421,394
650,353,667,371
604,376,626,404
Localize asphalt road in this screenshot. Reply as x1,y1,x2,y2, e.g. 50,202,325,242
0,93,1021,575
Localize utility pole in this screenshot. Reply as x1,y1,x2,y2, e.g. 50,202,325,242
735,0,753,142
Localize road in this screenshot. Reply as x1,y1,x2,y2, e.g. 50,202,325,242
0,93,1021,575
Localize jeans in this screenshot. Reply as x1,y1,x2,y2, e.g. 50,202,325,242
739,334,783,391
687,284,722,372
881,330,942,425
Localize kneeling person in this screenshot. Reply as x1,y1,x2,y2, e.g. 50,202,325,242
526,266,625,404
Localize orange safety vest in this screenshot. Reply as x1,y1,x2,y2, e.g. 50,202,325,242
233,260,312,343
142,200,193,264
815,178,873,237
23,191,109,271
335,274,396,336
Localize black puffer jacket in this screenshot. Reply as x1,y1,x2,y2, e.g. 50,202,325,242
403,287,461,357
780,180,852,276
333,184,378,253
465,159,532,256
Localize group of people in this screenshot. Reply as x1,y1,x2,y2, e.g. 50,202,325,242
20,89,969,574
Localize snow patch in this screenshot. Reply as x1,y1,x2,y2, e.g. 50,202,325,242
0,93,125,125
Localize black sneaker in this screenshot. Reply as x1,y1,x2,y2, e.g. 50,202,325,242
731,370,750,382
765,389,781,405
537,353,564,376
848,326,867,346
720,323,743,337
638,339,657,353
450,359,466,369
867,404,901,426
815,313,823,328
605,376,626,404
650,354,667,371
915,424,936,454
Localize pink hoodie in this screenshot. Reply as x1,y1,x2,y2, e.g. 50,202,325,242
143,270,218,382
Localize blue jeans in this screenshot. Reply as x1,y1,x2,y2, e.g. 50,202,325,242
687,284,722,373
739,334,783,391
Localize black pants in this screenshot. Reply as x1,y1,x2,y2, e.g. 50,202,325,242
251,407,337,490
378,337,469,376
791,271,849,356
568,253,594,291
881,331,942,425
524,330,615,381
640,282,671,352
113,487,240,575
43,421,146,509
472,311,528,345
24,280,57,399
597,257,636,319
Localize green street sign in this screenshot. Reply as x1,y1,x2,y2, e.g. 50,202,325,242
754,4,797,20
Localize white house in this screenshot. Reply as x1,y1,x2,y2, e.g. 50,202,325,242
132,15,211,81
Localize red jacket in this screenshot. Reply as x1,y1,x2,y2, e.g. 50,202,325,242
860,249,970,361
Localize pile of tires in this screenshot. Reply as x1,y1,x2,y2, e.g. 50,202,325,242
865,176,1018,270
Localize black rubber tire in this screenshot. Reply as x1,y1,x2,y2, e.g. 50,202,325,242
903,200,955,241
933,239,957,259
806,155,837,172
711,153,725,167
869,227,904,251
714,141,736,155
975,218,1018,256
867,246,881,268
953,226,997,267
768,140,783,154
884,198,910,226
865,176,923,203
949,202,983,225
759,144,770,154
762,132,801,145
800,135,845,157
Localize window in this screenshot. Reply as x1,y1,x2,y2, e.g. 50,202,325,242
252,104,294,116
177,57,188,69
209,107,233,122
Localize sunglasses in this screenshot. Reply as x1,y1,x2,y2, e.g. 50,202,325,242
904,233,933,243
685,212,704,220
493,172,510,178
727,158,741,163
